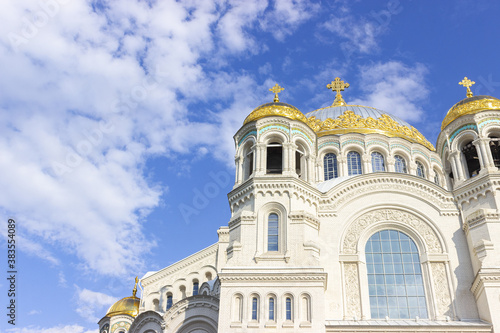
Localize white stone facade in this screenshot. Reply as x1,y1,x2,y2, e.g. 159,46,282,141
99,93,500,333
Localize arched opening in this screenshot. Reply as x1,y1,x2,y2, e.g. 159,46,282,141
489,136,500,168
416,161,425,178
251,296,259,321
324,153,338,180
365,230,428,319
347,151,362,176
166,293,173,310
205,272,212,281
371,152,385,172
462,141,480,177
179,285,186,299
192,280,199,296
232,294,243,323
433,169,440,186
285,296,293,321
267,142,283,174
295,148,305,178
268,297,276,321
300,294,311,323
394,155,407,173
152,298,160,312
268,213,279,252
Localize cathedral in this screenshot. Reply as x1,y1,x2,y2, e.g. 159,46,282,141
99,77,500,333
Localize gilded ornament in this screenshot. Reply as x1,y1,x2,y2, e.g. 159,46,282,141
269,83,284,102
327,77,350,106
459,76,475,98
307,110,435,151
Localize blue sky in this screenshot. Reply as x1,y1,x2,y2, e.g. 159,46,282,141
1,0,500,331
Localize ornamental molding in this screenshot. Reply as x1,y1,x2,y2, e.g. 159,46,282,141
470,271,500,295
442,97,500,130
237,129,257,146
430,262,454,318
218,274,327,283
129,311,164,333
454,175,500,206
289,211,320,230
111,321,131,333
463,209,500,234
141,244,218,287
244,103,308,125
341,209,443,255
319,174,456,213
343,263,361,319
162,295,219,329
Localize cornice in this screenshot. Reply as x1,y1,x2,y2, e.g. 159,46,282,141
471,270,500,296
319,173,457,213
141,244,218,287
454,174,500,206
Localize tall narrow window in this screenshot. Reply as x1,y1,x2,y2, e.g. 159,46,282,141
285,297,292,321
252,297,258,320
462,141,480,177
233,295,243,322
394,155,407,173
267,142,283,174
490,137,500,168
324,153,338,180
166,294,173,310
269,298,275,321
366,230,428,319
347,151,362,175
416,161,425,178
246,151,254,179
371,152,385,172
268,213,279,252
296,150,304,178
433,171,440,186
192,281,199,296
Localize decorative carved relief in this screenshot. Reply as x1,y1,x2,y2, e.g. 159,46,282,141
342,209,443,254
431,262,453,318
344,263,361,319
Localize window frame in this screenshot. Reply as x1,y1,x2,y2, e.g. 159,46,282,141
324,152,338,180
394,155,407,173
371,151,386,172
347,151,363,176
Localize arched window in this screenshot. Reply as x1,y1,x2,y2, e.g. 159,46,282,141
269,297,275,321
433,170,440,186
371,152,385,172
152,299,159,312
300,294,311,323
232,294,243,322
285,297,293,321
347,151,362,176
252,297,259,321
268,213,279,252
462,141,480,177
267,142,283,174
205,272,212,281
180,285,186,299
366,230,428,319
394,155,407,173
192,281,199,296
246,150,254,179
416,161,425,178
324,153,338,180
166,294,173,310
490,136,500,168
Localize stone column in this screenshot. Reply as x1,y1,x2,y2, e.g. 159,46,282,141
338,155,347,177
450,151,465,181
472,139,486,171
362,153,370,173
386,156,395,172
255,143,266,176
235,156,242,184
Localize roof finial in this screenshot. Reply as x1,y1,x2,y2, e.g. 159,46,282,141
132,276,138,297
327,77,350,106
459,76,475,98
269,83,284,102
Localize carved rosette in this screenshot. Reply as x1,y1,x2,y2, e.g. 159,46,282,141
342,209,442,254
430,262,454,318
344,263,362,319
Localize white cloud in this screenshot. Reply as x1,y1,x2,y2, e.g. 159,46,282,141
7,325,97,333
0,0,316,279
76,286,119,322
350,61,429,123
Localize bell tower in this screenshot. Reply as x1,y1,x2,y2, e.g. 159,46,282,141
437,77,500,327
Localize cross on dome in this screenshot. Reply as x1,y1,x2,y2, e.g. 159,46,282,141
459,76,475,98
327,77,350,106
269,84,284,102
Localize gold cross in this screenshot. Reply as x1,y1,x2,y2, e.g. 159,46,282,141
459,76,475,98
269,84,284,102
327,77,350,106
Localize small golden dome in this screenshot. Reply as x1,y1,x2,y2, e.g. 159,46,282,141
441,95,500,130
243,102,308,125
106,296,140,318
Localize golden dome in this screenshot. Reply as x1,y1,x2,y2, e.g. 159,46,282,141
243,102,308,125
306,105,435,151
106,296,140,318
441,95,500,130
